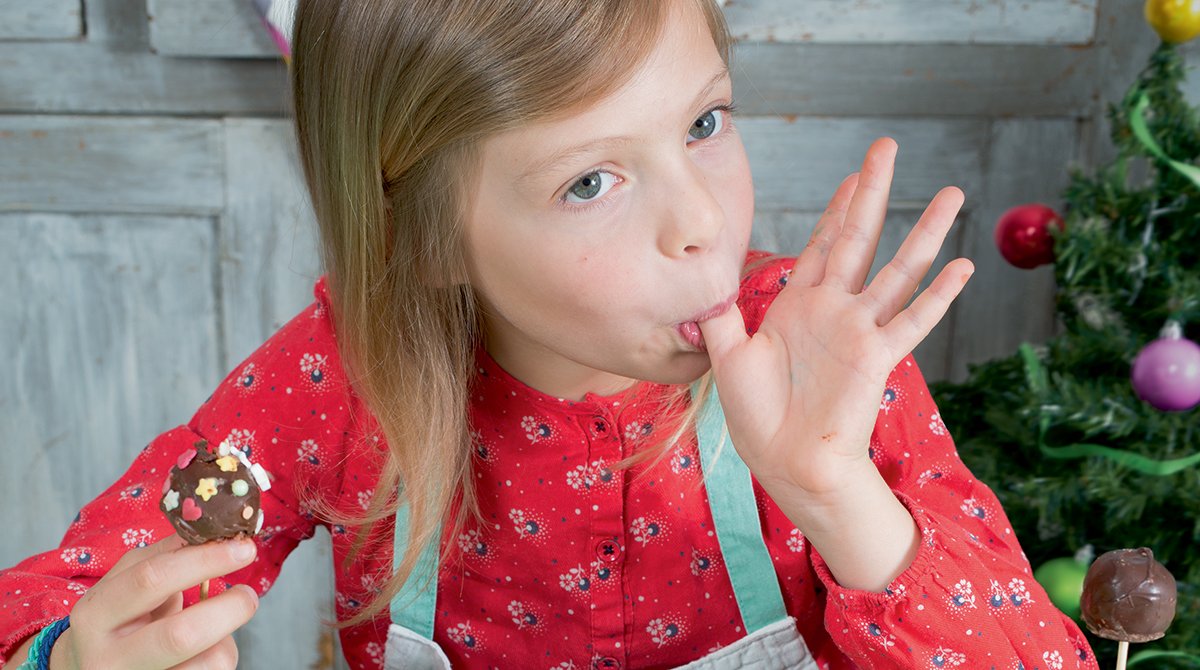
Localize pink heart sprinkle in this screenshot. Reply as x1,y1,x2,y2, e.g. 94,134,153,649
162,475,172,495
176,448,197,470
181,497,202,521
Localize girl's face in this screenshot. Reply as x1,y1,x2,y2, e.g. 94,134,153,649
463,0,753,401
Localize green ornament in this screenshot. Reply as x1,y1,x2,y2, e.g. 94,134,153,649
1033,546,1093,620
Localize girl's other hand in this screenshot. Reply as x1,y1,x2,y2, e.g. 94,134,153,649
47,533,259,669
699,137,973,499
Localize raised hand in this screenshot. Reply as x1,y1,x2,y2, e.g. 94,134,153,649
698,137,973,501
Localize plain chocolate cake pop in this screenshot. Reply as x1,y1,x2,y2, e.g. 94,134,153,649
1080,547,1177,643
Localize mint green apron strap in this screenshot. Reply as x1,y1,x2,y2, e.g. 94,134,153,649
692,381,789,633
388,382,789,639
389,498,441,638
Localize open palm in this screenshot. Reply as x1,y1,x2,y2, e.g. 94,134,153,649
698,137,975,497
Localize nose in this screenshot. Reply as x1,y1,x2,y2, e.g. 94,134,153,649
656,159,724,258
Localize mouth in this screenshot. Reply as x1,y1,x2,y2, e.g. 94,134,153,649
676,293,738,352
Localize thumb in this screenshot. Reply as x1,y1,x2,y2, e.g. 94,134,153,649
697,302,748,369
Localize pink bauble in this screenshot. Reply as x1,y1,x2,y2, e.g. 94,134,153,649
994,204,1065,269
1131,333,1200,412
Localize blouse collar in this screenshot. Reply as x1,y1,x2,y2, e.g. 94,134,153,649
471,344,667,418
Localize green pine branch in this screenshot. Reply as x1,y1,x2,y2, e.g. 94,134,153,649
930,40,1200,668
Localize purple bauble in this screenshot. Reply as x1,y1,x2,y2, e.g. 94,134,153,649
1131,323,1200,412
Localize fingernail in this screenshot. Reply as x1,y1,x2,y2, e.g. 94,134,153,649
235,583,260,602
230,540,256,561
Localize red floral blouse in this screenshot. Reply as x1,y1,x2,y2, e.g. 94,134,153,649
0,252,1097,670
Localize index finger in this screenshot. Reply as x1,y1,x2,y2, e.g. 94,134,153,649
107,533,188,576
789,172,858,287
822,137,897,294
88,537,257,632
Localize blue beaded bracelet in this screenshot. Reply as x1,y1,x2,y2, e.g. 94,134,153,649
20,616,70,670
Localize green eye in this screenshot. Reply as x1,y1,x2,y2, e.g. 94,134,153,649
570,173,602,199
565,171,615,204
688,108,723,142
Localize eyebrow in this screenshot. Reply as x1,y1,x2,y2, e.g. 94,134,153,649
518,65,732,183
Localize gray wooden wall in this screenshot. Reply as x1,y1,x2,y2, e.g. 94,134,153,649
1,0,1194,667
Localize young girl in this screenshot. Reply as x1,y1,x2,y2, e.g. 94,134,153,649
1,1,1098,668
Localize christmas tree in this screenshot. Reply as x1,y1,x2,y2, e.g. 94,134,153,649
929,8,1200,668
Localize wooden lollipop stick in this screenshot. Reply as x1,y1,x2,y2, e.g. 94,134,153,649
200,578,210,601
1115,640,1129,670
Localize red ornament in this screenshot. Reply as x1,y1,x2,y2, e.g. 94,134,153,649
994,204,1065,269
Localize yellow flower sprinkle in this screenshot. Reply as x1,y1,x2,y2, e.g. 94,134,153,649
195,478,219,502
216,455,240,472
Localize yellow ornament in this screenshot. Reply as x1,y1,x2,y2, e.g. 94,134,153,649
1145,0,1200,43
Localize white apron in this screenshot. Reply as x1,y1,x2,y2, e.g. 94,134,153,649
385,385,819,669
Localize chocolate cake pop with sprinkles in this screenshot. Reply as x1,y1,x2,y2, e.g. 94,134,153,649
160,438,272,545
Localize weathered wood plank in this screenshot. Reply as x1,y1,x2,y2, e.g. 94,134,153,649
84,0,152,48
0,0,82,40
0,116,224,214
751,207,966,382
947,118,1078,383
220,119,322,363
1079,0,1162,168
0,213,218,565
0,40,1098,118
731,42,1097,117
0,43,290,115
220,118,338,669
739,116,987,210
147,0,279,58
722,0,1097,45
142,0,1096,57
1186,42,1200,107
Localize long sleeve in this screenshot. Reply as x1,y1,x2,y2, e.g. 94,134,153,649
0,283,354,666
810,354,1097,669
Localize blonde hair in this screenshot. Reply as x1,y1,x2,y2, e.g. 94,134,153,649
290,0,735,629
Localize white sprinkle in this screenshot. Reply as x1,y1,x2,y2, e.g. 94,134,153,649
250,463,273,491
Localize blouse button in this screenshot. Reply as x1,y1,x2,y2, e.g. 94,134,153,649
594,539,622,563
594,657,622,670
591,416,611,436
